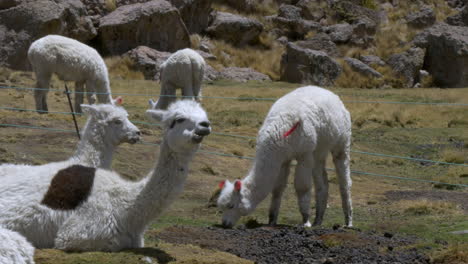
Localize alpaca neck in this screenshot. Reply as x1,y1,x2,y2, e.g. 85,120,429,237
70,118,114,169
126,140,197,232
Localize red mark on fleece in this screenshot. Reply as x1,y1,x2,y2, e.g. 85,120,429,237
283,122,300,138
218,180,225,189
115,96,123,105
234,180,242,191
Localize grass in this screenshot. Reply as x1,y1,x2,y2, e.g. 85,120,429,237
0,71,467,263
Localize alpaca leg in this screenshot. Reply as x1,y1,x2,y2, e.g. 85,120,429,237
34,71,51,113
312,157,329,226
74,81,85,113
83,82,96,105
268,161,291,225
332,146,353,227
294,158,314,227
154,82,176,109
192,70,203,102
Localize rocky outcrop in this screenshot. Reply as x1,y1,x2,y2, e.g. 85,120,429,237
295,33,340,57
323,23,353,43
345,57,382,78
332,0,384,25
446,6,468,27
98,0,190,55
0,0,96,70
359,55,386,67
206,12,263,46
125,46,171,80
423,25,468,87
405,6,436,29
168,0,213,33
412,23,452,48
296,0,326,21
219,67,271,82
280,42,342,86
387,47,425,88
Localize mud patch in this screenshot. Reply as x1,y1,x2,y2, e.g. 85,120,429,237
385,190,468,213
155,225,430,264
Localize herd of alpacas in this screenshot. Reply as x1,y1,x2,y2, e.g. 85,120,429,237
0,35,352,264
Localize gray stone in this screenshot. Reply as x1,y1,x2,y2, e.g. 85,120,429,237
167,0,213,34
349,17,377,47
296,33,340,57
0,0,96,70
332,0,383,25
280,42,342,86
345,57,382,78
206,12,263,46
387,47,425,88
405,6,436,29
278,4,302,20
296,0,326,21
324,23,353,43
446,6,468,27
219,67,271,82
270,15,321,40
359,55,386,67
220,0,257,13
412,23,452,48
125,46,171,80
99,0,190,54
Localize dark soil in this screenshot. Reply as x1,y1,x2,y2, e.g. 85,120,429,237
155,225,430,264
385,190,468,213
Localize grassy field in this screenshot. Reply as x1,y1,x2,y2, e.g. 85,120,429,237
0,73,467,263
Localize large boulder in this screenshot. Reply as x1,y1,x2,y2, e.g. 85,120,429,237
280,42,342,86
99,0,190,55
412,23,452,48
0,0,96,70
296,0,326,21
446,6,468,27
344,57,382,78
269,14,321,40
125,46,171,80
219,67,271,82
206,12,263,46
424,26,468,88
219,0,257,13
387,47,425,88
331,0,384,25
323,23,353,43
167,0,213,34
405,6,436,29
295,33,340,57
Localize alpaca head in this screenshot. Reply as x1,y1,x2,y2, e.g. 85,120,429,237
146,100,211,152
81,103,141,145
216,179,248,228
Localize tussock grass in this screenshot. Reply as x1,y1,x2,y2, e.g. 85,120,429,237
104,56,145,80
105,0,117,12
398,199,461,216
431,243,468,264
441,149,466,164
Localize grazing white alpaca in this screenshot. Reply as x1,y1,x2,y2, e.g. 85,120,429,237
0,227,35,264
153,48,205,109
28,35,113,113
215,86,352,228
0,100,210,251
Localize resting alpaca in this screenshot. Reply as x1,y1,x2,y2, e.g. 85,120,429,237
0,227,35,264
0,100,210,251
215,86,352,228
153,48,205,109
28,35,113,113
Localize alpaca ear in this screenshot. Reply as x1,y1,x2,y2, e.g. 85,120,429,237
234,180,242,192
113,96,123,105
81,104,97,115
146,109,166,122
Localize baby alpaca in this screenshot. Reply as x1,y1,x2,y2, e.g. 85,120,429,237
28,35,113,113
0,227,35,264
215,86,352,228
153,48,205,109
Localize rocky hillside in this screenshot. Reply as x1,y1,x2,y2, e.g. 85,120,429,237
0,0,467,87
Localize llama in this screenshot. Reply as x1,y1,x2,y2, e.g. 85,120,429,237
28,35,113,114
0,100,211,251
215,86,352,228
0,102,141,179
152,48,205,109
0,227,35,264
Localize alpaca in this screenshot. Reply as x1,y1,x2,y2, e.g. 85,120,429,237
0,102,141,179
153,48,205,109
215,86,352,228
28,35,113,113
0,100,211,251
0,227,35,264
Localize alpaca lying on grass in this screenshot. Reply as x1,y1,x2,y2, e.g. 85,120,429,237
0,100,210,252
0,227,35,264
28,35,113,113
215,86,353,228
153,48,205,109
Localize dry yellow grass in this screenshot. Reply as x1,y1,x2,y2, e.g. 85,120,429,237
105,0,117,12
441,149,467,164
431,243,468,264
397,199,461,216
104,56,145,80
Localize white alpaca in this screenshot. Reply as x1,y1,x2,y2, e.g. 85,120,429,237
0,227,35,264
28,35,113,113
153,48,205,109
216,86,352,228
0,100,211,251
0,103,141,179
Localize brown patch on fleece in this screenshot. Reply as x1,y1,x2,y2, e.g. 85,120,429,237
41,165,96,210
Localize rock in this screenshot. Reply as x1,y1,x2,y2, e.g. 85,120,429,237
424,25,468,88
195,50,216,61
412,23,452,48
323,23,353,43
125,46,171,80
206,12,263,46
359,55,386,67
167,0,213,34
0,0,96,70
269,15,321,40
219,67,271,82
204,64,221,82
445,0,466,9
345,57,382,78
446,6,468,27
405,6,436,29
220,0,257,13
332,0,383,25
296,33,340,57
296,0,326,21
277,36,289,45
349,17,377,47
0,0,21,9
278,4,302,20
280,42,342,86
98,0,190,55
387,47,425,88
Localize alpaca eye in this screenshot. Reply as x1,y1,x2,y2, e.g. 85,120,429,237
114,120,122,125
176,118,186,123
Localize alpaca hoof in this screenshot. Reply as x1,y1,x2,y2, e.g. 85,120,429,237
303,221,312,228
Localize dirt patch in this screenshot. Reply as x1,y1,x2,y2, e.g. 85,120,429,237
385,190,468,213
155,225,430,264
